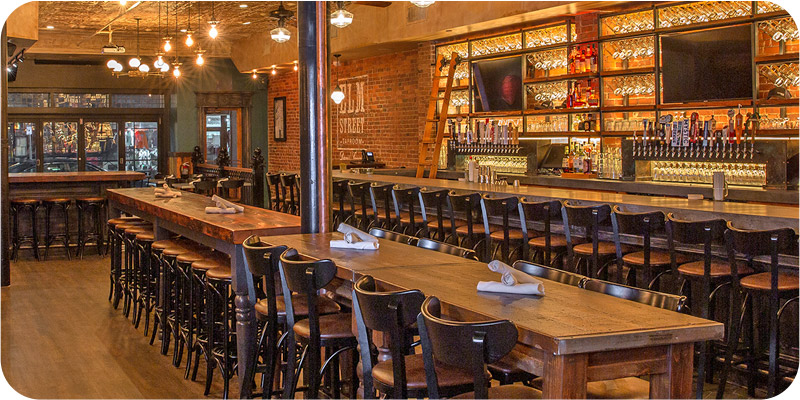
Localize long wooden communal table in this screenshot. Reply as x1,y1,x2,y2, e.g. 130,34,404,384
106,188,301,398
261,232,725,399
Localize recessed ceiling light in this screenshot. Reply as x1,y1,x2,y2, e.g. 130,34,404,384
46,26,54,29
242,21,251,25
240,4,248,8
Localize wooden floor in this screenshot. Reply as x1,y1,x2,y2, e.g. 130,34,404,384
2,251,754,399
1,252,238,399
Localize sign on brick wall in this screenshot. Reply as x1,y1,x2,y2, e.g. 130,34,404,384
336,74,368,153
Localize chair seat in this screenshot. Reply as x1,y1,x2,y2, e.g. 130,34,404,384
740,272,800,291
108,216,143,226
332,202,362,212
488,351,536,380
135,232,155,241
623,250,692,266
677,259,753,278
452,384,542,399
205,267,232,280
372,353,477,390
398,212,425,225
191,256,229,271
573,242,632,256
255,294,341,317
427,219,464,230
293,313,355,340
529,234,569,249
489,228,525,241
456,224,486,235
586,377,651,399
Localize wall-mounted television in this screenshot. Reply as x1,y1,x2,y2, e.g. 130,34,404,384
661,25,753,104
472,56,523,112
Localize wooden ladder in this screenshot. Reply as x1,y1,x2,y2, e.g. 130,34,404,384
416,52,459,179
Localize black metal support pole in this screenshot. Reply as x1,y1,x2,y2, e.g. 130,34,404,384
298,1,331,233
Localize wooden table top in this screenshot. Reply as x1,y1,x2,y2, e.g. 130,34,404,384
107,188,301,244
265,233,724,355
9,171,147,183
334,171,799,230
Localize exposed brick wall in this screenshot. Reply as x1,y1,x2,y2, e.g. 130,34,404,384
267,43,434,172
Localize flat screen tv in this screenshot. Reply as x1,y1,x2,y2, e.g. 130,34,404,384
661,25,752,104
472,56,523,112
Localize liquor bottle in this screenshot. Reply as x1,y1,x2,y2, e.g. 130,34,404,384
735,105,743,145
566,85,574,108
563,143,570,170
573,82,584,107
567,143,574,172
590,44,598,73
569,47,577,74
587,86,599,107
578,46,586,73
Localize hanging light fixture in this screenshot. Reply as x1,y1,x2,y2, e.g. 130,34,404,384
269,2,293,43
173,63,182,77
411,1,435,7
162,1,172,52
195,49,205,65
331,54,345,105
252,69,258,79
208,1,220,39
153,52,169,72
330,1,353,28
185,3,194,47
271,66,277,75
293,61,298,71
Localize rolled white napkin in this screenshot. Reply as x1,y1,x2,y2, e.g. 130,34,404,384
205,206,237,214
216,177,229,187
188,178,201,188
337,223,378,244
488,260,541,286
476,281,544,295
212,195,244,212
330,240,379,250
155,185,181,198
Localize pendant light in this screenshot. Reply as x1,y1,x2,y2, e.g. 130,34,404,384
185,3,194,47
162,2,172,52
270,2,293,43
173,64,181,77
195,49,205,65
330,54,345,105
252,69,258,79
128,18,142,68
330,1,353,28
208,1,220,39
411,1,435,7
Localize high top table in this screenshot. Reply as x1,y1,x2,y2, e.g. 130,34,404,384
106,188,301,398
261,232,724,399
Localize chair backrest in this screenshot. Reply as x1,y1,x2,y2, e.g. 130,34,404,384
419,188,452,240
332,179,350,222
220,178,244,189
391,185,422,233
447,192,482,243
243,236,287,316
267,172,282,210
278,248,338,329
512,260,586,286
279,172,297,188
666,213,726,246
581,278,687,312
369,183,395,228
353,275,425,399
480,194,520,262
562,201,612,264
417,296,518,399
193,179,217,195
369,227,418,246
518,199,562,263
611,206,666,281
724,222,796,287
417,237,478,260
348,181,372,229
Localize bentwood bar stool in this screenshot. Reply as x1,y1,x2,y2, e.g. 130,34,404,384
42,198,72,260
76,197,107,258
10,198,41,261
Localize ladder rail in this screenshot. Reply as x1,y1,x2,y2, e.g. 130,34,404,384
417,52,459,179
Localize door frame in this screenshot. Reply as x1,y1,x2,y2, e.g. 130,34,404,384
202,108,243,166
195,92,253,167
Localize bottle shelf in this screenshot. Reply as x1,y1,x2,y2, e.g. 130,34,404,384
754,53,800,64
600,67,655,77
524,107,599,115
658,100,753,110
755,98,799,107
524,71,597,84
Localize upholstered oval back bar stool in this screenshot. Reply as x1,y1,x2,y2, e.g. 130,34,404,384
42,198,72,260
76,197,107,258
716,225,799,398
369,182,396,230
10,198,41,261
107,216,143,306
518,199,566,268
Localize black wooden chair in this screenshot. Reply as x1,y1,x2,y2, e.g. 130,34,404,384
267,172,283,211
192,179,217,197
419,188,457,242
448,192,484,253
480,195,523,263
219,178,244,202
279,173,299,215
562,201,630,279
417,296,543,399
353,275,475,399
332,179,354,227
279,249,358,399
348,181,373,231
416,237,478,260
391,185,425,236
518,199,566,268
716,224,798,398
369,182,396,230
369,227,418,246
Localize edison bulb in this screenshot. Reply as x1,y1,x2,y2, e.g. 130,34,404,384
209,23,218,39
252,72,258,79
163,40,172,52
173,66,181,77
270,26,290,43
128,57,141,68
196,53,204,65
154,57,164,69
293,63,298,71
271,68,276,75
185,34,194,47
113,63,123,72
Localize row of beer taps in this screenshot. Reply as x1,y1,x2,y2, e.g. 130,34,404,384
633,107,758,160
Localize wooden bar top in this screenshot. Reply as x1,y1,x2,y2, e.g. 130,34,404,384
266,233,723,355
10,171,147,183
334,171,799,230
107,188,301,244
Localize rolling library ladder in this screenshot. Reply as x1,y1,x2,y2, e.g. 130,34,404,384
416,52,459,179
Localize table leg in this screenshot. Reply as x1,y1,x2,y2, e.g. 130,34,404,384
649,343,693,399
231,244,257,399
542,352,588,399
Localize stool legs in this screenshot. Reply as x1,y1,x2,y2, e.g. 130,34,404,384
10,203,40,261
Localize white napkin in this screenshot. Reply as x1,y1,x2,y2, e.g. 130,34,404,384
476,281,545,295
188,178,201,188
205,207,237,214
155,183,181,198
216,177,229,187
212,195,244,213
337,223,378,244
329,240,379,250
477,260,545,295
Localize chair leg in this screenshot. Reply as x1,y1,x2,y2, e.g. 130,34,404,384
282,332,298,400
716,292,749,399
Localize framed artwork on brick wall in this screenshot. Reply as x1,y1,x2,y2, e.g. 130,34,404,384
273,96,287,142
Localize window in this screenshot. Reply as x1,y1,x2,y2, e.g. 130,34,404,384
54,93,109,108
112,94,165,108
7,92,49,108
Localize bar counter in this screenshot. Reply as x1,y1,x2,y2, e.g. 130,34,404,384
333,170,799,231
9,171,147,200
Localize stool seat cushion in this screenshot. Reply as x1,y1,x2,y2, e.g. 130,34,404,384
163,245,193,257
108,217,143,226
293,313,354,340
11,199,40,205
740,272,800,291
255,294,341,317
191,257,229,271
623,250,692,266
205,267,232,280
529,234,569,249
135,232,155,241
677,259,753,278
453,385,542,399
489,228,525,241
573,241,632,256
117,222,151,230
124,227,150,236
372,353,479,391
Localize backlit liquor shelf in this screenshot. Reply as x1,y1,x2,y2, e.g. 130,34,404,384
434,1,799,193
